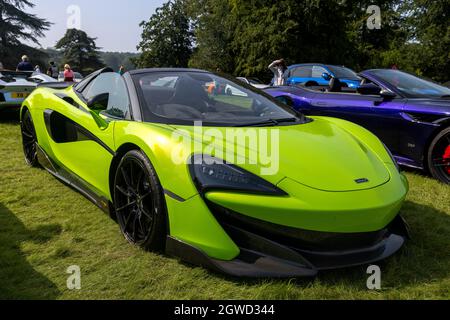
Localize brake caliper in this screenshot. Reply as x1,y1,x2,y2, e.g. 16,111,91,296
444,145,450,175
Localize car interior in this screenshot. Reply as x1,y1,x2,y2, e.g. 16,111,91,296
139,73,290,123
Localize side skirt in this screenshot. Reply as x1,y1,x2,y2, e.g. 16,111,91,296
36,144,111,214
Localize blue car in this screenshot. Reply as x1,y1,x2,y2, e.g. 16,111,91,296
265,69,450,184
284,63,361,88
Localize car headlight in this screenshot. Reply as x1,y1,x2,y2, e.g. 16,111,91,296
383,144,401,172
189,155,287,196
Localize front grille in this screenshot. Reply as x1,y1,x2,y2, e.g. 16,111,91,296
207,201,389,252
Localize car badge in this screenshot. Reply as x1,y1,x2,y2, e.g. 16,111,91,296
355,178,369,184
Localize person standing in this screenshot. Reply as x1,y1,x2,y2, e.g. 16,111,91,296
118,65,125,76
16,55,34,72
63,64,74,82
268,59,288,86
34,65,42,73
47,61,59,79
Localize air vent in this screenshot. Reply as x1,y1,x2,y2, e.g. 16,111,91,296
404,112,448,124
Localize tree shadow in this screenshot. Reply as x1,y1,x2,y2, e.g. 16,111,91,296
0,109,20,124
0,203,61,299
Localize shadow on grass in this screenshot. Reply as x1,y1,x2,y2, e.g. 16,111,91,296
0,109,20,123
198,200,449,290
0,203,61,299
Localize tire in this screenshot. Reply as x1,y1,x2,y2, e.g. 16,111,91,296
21,109,39,167
113,150,167,251
427,127,450,184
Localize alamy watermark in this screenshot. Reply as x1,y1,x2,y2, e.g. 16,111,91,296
366,265,381,290
367,5,382,30
171,121,280,176
67,5,81,29
67,265,81,290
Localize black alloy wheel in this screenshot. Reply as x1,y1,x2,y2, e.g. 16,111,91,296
113,150,167,251
21,109,39,167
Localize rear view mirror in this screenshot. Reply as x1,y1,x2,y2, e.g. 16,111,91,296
357,83,381,95
87,93,109,111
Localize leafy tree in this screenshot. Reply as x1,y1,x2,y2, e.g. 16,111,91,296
55,28,104,75
187,0,235,73
400,0,450,82
101,52,139,72
134,0,193,68
0,0,51,68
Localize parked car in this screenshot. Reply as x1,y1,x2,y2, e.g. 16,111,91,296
284,63,361,88
20,67,408,277
265,69,450,184
237,77,270,89
58,71,84,83
0,71,54,111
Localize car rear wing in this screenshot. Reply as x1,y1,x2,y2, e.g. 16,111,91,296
37,82,74,89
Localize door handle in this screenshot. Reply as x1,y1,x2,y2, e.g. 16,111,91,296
315,101,328,106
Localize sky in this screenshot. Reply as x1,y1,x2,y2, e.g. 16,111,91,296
28,0,167,52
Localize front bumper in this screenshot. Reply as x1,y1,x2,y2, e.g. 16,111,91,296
166,210,408,278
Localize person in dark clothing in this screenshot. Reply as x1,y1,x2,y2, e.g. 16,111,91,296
16,55,34,72
47,61,59,78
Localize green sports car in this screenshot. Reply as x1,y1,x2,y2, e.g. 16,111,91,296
21,67,409,277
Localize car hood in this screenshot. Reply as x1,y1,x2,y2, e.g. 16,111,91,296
170,118,390,192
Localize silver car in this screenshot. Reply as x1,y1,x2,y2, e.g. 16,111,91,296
0,71,55,111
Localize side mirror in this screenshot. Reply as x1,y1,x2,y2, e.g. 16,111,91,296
276,96,294,107
322,72,332,81
87,93,109,111
86,93,109,129
380,89,396,99
357,83,381,95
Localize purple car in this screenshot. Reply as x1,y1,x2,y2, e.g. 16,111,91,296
265,69,450,184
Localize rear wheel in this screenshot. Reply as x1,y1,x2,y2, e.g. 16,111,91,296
21,109,39,167
113,150,167,251
428,127,450,184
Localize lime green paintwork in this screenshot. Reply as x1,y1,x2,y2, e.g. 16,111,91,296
22,84,408,261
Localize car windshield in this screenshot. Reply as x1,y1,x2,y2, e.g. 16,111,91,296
133,71,301,126
371,69,450,98
248,78,263,85
327,66,359,80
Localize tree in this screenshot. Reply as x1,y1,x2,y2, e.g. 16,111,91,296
100,52,139,72
187,0,235,73
55,29,104,75
0,0,51,68
134,0,193,68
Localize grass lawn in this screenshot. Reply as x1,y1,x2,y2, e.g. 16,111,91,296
0,112,449,300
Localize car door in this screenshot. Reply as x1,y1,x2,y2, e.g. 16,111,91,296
310,89,406,154
287,66,312,85
311,65,329,86
46,72,129,199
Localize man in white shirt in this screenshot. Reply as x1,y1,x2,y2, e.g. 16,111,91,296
269,59,288,86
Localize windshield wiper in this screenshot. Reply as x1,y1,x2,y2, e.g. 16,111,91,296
235,117,298,127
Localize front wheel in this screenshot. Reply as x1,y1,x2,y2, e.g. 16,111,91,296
427,127,450,184
21,109,39,167
113,150,167,251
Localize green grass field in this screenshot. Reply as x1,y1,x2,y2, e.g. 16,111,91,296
0,112,449,300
